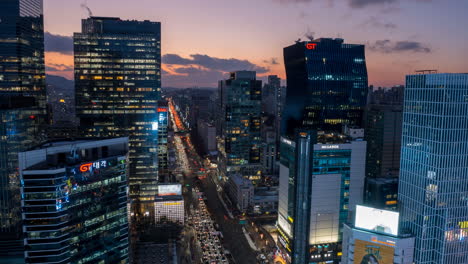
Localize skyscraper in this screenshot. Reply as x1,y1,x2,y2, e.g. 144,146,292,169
364,87,403,210
398,73,468,263
19,138,130,264
218,71,262,181
276,38,368,264
74,17,161,213
282,38,367,135
276,131,366,264
0,0,46,261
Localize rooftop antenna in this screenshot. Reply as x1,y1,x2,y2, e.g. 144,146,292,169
80,2,93,17
295,38,302,44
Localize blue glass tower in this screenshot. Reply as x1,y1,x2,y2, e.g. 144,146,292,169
74,17,161,214
399,73,468,263
276,38,368,264
0,1,45,261
19,138,130,264
282,38,367,135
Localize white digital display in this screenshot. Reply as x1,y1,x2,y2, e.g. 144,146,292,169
355,205,399,236
158,184,182,196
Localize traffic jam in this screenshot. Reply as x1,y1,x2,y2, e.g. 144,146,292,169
188,187,229,264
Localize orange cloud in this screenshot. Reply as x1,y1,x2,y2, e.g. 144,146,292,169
45,51,74,79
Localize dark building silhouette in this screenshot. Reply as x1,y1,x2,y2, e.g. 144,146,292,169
282,38,368,136
0,1,46,262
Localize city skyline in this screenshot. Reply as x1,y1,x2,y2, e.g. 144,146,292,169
43,0,468,88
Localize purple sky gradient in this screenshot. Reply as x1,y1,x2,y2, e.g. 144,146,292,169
43,0,468,87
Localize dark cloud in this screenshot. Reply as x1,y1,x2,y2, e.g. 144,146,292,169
275,0,429,8
349,0,396,8
163,67,226,88
263,58,279,65
361,17,397,30
163,54,269,73
44,32,73,54
369,40,431,53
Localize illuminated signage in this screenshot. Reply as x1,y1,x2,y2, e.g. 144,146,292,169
79,163,92,172
163,202,182,206
158,184,182,196
79,160,108,173
320,145,340,149
152,122,158,131
355,205,399,236
353,239,395,264
281,138,294,146
157,107,168,112
306,43,317,50
370,237,396,247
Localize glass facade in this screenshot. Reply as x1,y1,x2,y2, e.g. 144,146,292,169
277,133,356,264
157,102,168,177
0,1,45,257
282,38,367,136
218,71,262,181
19,138,130,264
399,73,468,263
74,17,161,208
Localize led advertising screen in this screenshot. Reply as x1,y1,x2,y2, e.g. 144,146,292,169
355,205,399,236
353,239,395,264
158,184,182,196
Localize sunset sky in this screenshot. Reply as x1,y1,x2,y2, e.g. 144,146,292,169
43,0,468,88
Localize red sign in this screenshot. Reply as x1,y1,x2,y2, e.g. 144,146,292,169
157,107,168,112
79,163,92,172
306,43,317,50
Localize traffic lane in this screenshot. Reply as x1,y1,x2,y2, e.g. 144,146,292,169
199,176,258,264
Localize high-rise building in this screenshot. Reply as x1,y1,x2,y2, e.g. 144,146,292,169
157,101,169,179
19,138,130,264
0,0,46,261
276,39,368,264
218,71,262,181
282,38,367,135
276,131,366,264
0,0,46,108
74,17,161,211
398,73,468,263
364,87,403,210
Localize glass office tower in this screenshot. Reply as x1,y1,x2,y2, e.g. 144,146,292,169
399,73,468,263
74,17,161,212
282,38,367,135
0,0,45,261
276,39,368,264
19,138,130,264
218,71,262,181
277,132,366,264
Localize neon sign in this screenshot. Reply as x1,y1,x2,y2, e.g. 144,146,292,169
157,107,168,112
306,43,317,50
79,160,108,172
80,163,92,172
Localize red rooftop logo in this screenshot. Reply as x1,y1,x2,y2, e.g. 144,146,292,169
306,43,317,50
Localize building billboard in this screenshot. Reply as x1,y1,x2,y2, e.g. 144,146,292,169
355,205,399,236
157,184,182,196
353,239,394,264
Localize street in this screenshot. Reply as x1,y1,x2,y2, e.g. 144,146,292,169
169,98,259,264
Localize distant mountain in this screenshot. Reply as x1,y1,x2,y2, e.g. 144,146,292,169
46,75,74,97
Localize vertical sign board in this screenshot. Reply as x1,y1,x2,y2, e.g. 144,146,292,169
353,239,395,264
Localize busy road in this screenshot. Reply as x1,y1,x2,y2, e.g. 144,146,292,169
169,97,259,264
